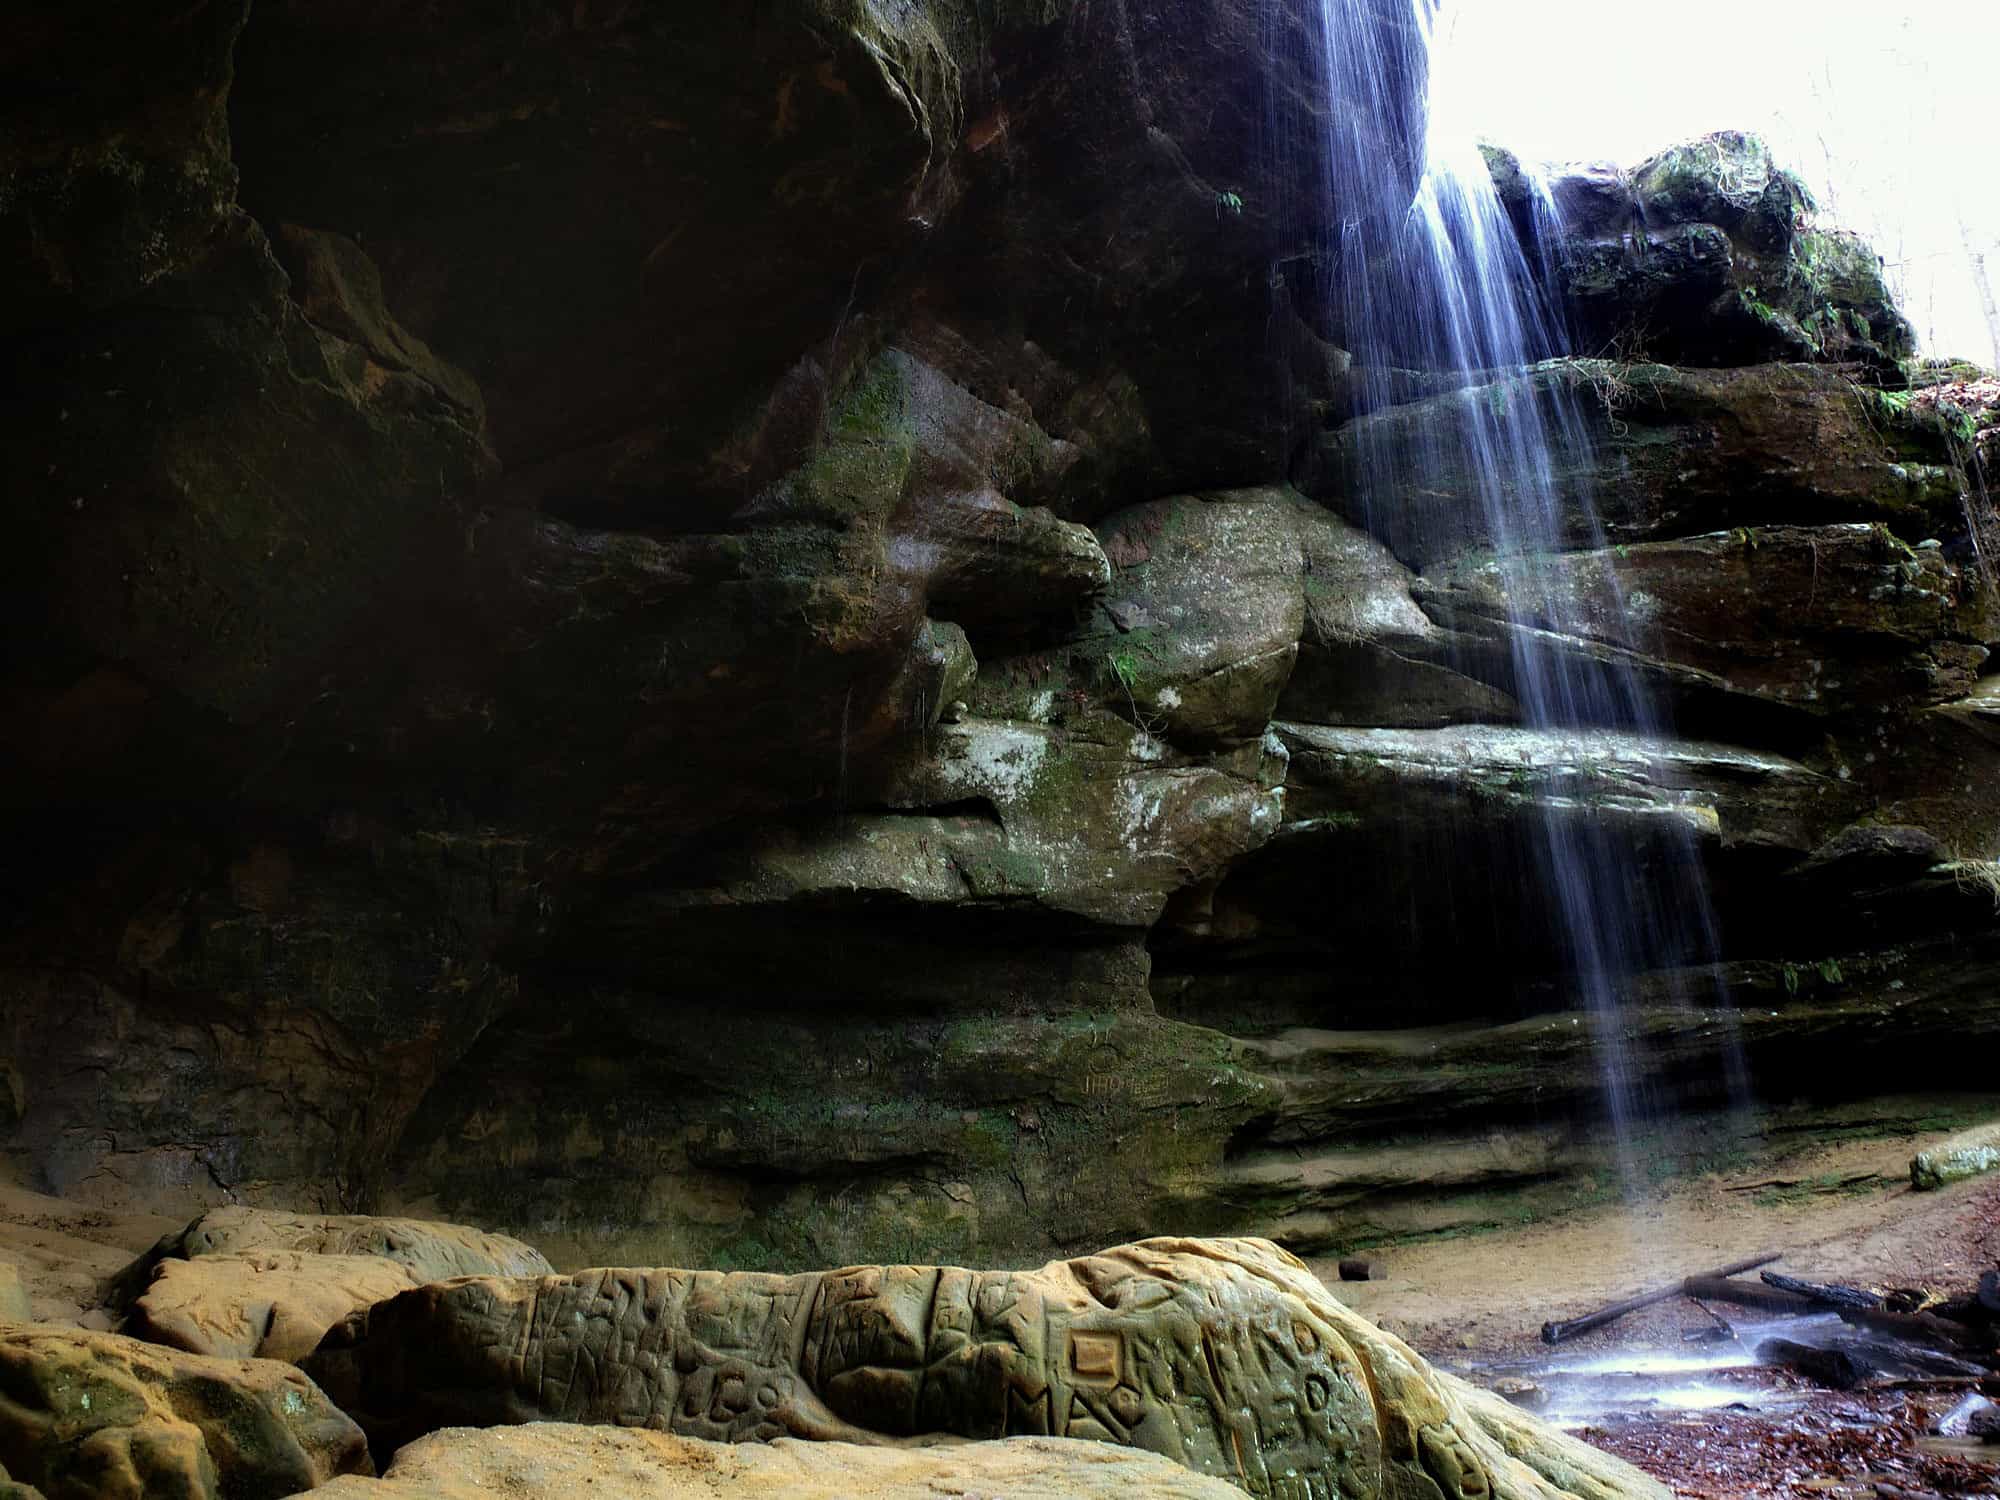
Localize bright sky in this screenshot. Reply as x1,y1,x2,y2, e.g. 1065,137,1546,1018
1438,2,2000,363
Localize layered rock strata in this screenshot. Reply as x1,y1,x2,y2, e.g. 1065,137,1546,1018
0,0,1994,1267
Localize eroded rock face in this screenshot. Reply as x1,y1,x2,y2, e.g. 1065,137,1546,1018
0,1325,370,1500
303,1238,1664,1500
296,1426,1250,1500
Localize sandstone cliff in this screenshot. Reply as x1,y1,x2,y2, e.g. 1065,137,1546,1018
2,5,1994,1268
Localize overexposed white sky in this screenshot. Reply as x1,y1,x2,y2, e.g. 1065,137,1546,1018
1437,2,2000,362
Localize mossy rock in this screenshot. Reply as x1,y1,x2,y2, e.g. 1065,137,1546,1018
1911,1122,2000,1190
1520,131,1916,372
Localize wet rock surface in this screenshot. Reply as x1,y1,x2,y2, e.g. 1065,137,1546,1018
1309,361,1967,564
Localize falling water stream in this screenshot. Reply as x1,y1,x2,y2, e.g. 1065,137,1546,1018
1298,0,1748,1191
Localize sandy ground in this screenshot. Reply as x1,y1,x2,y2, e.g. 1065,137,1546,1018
0,1176,176,1324
1312,1125,2000,1361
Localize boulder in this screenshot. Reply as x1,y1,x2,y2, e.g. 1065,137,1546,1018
1282,506,1518,728
139,1206,550,1277
125,1252,423,1364
292,1426,1247,1500
1090,489,1309,747
0,1325,370,1500
106,1207,550,1315
1911,1123,2000,1191
303,1236,1665,1499
1500,132,1915,371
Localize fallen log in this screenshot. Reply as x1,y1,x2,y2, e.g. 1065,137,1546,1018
1822,1334,1990,1380
1683,1275,1818,1315
1760,1270,1881,1312
1540,1252,1781,1345
1840,1305,1997,1359
1757,1336,1871,1390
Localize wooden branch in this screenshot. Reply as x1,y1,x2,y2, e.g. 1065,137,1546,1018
1683,1275,1816,1315
1540,1252,1781,1345
1759,1271,1880,1313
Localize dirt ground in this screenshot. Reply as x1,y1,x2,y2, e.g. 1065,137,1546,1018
0,1175,176,1325
1311,1127,2000,1357
1309,1123,2000,1499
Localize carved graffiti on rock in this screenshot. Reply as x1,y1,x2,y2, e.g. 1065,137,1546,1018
305,1238,1610,1499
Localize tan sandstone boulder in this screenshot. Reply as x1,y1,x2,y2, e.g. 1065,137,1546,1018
294,1425,1246,1500
305,1236,1666,1500
105,1206,550,1313
127,1252,424,1363
0,1324,370,1500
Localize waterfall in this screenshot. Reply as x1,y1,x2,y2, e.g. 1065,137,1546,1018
1296,0,1747,1190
